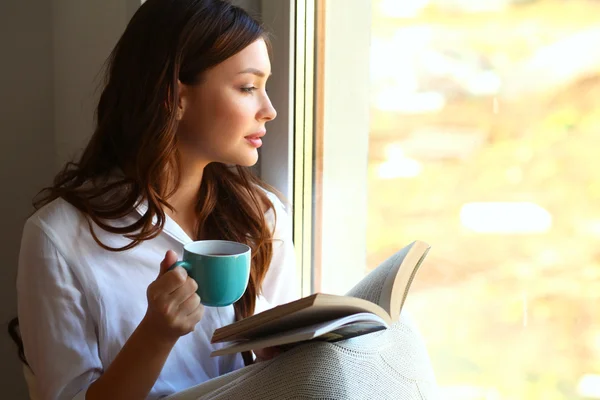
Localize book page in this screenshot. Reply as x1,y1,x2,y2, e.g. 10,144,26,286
211,293,390,343
344,254,394,306
210,313,388,357
345,241,430,322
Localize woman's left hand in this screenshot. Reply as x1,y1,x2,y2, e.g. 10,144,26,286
253,346,283,362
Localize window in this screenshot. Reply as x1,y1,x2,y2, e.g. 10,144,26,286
305,0,600,398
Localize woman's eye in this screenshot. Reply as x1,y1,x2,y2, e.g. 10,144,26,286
241,86,258,94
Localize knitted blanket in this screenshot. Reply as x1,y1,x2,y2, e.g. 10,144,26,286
167,312,439,400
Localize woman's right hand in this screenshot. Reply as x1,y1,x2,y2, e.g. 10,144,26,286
141,250,204,345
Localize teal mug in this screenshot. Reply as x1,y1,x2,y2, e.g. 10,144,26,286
169,240,251,307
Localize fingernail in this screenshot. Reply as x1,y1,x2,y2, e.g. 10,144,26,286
176,266,187,278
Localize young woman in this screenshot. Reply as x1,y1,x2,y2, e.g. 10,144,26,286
16,0,297,399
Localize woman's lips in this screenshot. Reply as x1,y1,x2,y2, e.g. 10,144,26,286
245,137,262,147
245,131,265,148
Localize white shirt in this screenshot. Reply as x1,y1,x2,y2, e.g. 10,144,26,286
16,191,297,400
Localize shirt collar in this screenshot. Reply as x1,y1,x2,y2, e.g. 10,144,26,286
134,198,193,245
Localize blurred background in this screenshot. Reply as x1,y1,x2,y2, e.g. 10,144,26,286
363,0,600,398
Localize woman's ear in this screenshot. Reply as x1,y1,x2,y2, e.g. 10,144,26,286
176,80,187,121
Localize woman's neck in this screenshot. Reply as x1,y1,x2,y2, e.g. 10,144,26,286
165,159,207,239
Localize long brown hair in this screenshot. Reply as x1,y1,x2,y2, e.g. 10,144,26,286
35,0,276,365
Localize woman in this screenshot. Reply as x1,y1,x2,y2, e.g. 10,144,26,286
16,0,296,399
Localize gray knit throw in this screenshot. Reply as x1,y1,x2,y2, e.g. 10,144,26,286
167,312,439,400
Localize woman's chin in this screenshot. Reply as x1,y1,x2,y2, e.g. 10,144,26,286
232,151,259,168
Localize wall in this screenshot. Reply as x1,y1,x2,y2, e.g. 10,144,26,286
0,0,57,398
52,0,133,169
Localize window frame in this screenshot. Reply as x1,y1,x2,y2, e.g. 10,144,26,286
260,0,317,297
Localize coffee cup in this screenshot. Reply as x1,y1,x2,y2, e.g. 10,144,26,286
169,240,251,307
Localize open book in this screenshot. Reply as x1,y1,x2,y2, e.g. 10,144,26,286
210,240,430,357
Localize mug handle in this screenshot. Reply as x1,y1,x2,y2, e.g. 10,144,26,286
168,260,191,272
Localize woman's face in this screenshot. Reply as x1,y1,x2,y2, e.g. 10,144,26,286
176,38,277,167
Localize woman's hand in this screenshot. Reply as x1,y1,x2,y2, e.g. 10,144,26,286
141,250,204,345
253,346,283,362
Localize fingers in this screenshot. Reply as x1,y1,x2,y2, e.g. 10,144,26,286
143,250,205,341
159,250,179,278
149,266,189,297
171,277,199,306
179,293,201,316
186,304,205,326
254,346,283,362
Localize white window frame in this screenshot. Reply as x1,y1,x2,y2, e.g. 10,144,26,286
260,0,315,297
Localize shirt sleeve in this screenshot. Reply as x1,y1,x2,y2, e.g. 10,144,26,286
17,219,102,400
257,194,300,313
